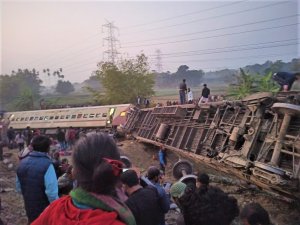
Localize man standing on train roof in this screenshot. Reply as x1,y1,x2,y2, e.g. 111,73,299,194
179,79,187,104
16,135,58,224
199,84,210,104
272,72,300,91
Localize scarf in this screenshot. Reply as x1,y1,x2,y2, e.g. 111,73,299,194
70,188,136,225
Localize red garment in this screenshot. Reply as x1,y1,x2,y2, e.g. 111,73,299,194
31,196,125,225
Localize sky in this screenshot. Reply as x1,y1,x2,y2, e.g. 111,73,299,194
1,0,299,84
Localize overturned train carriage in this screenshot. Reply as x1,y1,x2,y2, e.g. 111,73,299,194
124,92,300,201
2,104,131,130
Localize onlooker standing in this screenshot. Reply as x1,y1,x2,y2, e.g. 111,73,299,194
240,203,273,225
24,126,33,147
158,146,167,173
7,127,15,148
32,133,135,225
56,127,66,151
65,126,76,149
15,131,25,152
16,135,58,224
121,170,161,225
272,72,300,91
187,88,193,104
147,166,170,225
179,79,187,104
199,84,210,104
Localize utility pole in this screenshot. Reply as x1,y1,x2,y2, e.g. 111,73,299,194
155,49,163,73
102,21,120,64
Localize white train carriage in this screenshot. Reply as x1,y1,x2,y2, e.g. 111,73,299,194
3,104,131,130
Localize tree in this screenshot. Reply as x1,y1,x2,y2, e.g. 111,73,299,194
0,69,42,110
88,54,155,104
55,80,74,95
228,69,256,100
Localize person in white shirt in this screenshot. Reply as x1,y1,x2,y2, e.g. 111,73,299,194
15,132,25,151
187,88,194,104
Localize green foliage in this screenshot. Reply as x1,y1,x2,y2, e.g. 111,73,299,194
0,69,42,110
88,54,155,104
227,69,279,100
228,69,256,99
55,80,75,95
255,71,279,93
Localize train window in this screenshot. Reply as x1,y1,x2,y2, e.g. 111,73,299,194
20,118,24,121
16,118,20,121
96,113,101,118
102,113,107,118
25,117,29,121
60,115,65,119
29,117,34,121
89,114,95,118
77,114,82,119
34,117,39,120
55,116,59,120
44,116,49,120
83,114,88,118
66,115,70,119
49,116,54,120
39,116,44,120
11,118,15,121
71,115,76,119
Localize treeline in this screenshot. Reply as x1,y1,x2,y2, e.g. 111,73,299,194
154,58,299,88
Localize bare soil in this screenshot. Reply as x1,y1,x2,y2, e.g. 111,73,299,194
1,140,299,225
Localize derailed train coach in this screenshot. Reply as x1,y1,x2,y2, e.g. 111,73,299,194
124,92,300,201
2,104,132,132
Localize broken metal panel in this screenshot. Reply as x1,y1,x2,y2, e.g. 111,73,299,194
124,92,300,200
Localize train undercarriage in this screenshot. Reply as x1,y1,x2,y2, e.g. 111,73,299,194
123,91,300,201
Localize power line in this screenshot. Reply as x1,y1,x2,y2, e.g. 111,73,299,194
121,1,289,36
122,22,298,48
150,52,296,64
123,14,298,45
147,42,298,59
121,0,248,29
147,38,298,57
48,39,297,72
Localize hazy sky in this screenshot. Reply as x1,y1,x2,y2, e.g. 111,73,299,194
1,0,299,84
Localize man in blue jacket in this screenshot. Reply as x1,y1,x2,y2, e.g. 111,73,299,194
147,166,170,225
16,135,58,224
272,72,300,91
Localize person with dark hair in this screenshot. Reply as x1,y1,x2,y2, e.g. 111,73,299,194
56,127,66,151
240,203,272,225
32,133,136,225
158,146,167,173
199,84,210,104
58,165,74,197
120,170,161,225
147,166,170,225
196,173,209,193
7,127,15,148
179,186,239,225
24,126,33,147
16,135,58,224
272,72,300,91
15,131,25,152
179,79,187,104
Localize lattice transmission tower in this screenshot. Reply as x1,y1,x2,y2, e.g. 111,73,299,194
102,21,120,64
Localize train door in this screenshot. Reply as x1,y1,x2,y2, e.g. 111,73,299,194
106,107,116,127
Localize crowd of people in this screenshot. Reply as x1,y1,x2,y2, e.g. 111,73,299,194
9,131,275,225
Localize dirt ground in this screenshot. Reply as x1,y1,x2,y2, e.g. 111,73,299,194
1,140,299,225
